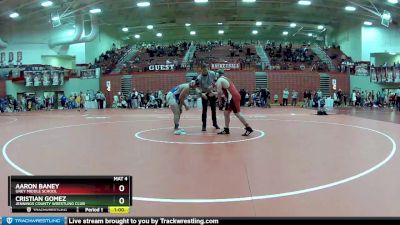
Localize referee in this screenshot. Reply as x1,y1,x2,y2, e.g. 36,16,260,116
197,64,220,131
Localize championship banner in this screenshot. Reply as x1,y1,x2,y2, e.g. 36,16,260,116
24,72,33,87
33,72,42,87
9,52,14,63
106,81,111,92
148,65,175,71
52,71,59,86
370,67,376,82
59,72,64,85
381,67,388,81
332,79,337,91
43,72,50,86
79,69,96,79
387,67,394,82
0,52,5,64
355,63,369,76
394,67,400,82
376,67,382,82
17,51,22,64
210,63,240,70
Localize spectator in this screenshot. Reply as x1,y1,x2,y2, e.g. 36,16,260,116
396,89,400,111
282,88,289,106
291,90,298,106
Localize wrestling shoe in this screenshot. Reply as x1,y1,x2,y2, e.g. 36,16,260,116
202,126,206,131
214,124,220,129
217,128,230,135
242,127,253,136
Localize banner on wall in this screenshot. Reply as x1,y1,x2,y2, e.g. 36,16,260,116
79,69,96,79
8,52,14,63
332,79,337,90
106,81,111,92
394,67,400,82
43,71,50,86
17,51,22,64
24,72,33,87
210,63,240,70
52,71,59,85
33,72,42,86
0,52,5,65
355,63,369,76
370,67,376,82
387,67,393,82
51,71,64,86
148,64,175,71
24,70,64,86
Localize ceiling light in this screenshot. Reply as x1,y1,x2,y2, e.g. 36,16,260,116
242,0,256,2
252,30,258,34
89,8,102,14
134,34,140,39
364,21,373,26
345,6,356,11
190,31,196,35
137,1,150,7
51,16,60,21
255,21,262,26
67,30,75,36
382,11,391,20
308,33,313,37
218,30,224,34
156,33,162,37
218,22,223,25
9,12,19,18
290,23,297,28
298,0,311,5
147,25,154,29
388,0,398,3
283,31,289,35
185,23,191,27
194,0,208,3
41,1,53,7
318,25,324,30
122,27,129,32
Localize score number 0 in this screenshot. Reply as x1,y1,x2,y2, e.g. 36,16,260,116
118,185,125,205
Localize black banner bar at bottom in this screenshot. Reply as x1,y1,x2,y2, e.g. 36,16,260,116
66,217,400,225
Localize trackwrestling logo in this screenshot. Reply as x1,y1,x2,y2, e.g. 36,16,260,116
2,217,64,225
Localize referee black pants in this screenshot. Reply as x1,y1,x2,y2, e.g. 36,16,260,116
201,95,218,128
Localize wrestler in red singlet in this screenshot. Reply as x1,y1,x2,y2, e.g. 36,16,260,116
216,75,253,136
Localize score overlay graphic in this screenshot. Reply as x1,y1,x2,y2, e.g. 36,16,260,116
8,176,132,213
